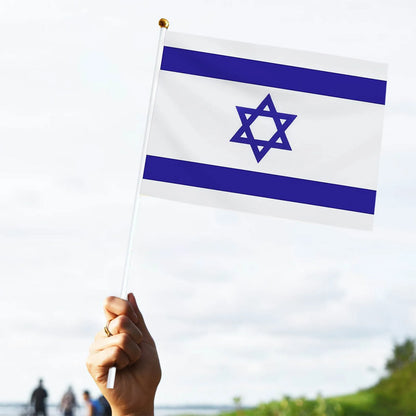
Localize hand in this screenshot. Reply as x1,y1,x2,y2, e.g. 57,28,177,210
86,293,161,416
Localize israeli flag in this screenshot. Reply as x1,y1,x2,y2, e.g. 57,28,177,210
142,31,387,229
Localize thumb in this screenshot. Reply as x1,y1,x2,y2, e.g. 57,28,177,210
127,293,154,344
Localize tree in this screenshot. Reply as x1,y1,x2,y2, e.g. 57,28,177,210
233,396,242,410
385,338,416,374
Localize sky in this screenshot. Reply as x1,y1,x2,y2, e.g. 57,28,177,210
1,0,416,408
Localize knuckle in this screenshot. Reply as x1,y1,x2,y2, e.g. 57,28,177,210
119,302,130,316
104,296,116,310
111,346,128,369
85,356,94,373
127,344,141,365
118,314,130,327
119,333,131,348
111,315,129,333
135,346,142,360
109,346,123,362
109,317,120,334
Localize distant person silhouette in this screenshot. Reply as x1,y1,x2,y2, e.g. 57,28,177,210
83,390,109,416
31,379,48,416
97,396,111,416
60,386,77,416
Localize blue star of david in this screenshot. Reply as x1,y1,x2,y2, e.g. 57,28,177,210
230,94,297,163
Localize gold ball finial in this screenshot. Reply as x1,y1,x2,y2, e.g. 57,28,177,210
159,18,169,29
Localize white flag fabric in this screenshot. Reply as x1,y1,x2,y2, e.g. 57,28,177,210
142,31,387,229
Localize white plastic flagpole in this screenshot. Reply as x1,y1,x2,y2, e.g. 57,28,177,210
106,17,169,390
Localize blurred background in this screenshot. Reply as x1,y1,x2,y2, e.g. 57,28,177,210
1,0,415,415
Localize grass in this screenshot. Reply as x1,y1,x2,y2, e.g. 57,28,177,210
331,389,375,407
177,360,416,416
213,362,416,416
329,389,377,416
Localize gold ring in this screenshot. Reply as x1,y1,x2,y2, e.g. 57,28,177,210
104,323,113,337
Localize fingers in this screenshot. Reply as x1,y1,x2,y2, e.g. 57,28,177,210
88,298,145,374
89,329,142,374
88,294,157,387
87,343,135,379
98,334,142,364
107,315,143,344
96,347,130,369
104,296,139,324
103,294,154,343
92,294,154,369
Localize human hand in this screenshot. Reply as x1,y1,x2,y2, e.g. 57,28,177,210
86,293,161,416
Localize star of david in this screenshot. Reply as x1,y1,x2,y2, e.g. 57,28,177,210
230,94,297,163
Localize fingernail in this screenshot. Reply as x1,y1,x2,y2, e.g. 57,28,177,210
129,292,137,307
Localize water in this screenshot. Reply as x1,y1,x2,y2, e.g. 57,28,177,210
0,404,60,416
0,404,230,416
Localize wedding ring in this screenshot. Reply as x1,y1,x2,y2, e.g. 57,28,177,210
104,323,113,337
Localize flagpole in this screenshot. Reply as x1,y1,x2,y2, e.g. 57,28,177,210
106,17,169,390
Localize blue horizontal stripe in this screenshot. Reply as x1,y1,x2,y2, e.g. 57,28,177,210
143,155,376,214
161,46,386,105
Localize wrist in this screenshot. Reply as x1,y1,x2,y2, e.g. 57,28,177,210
112,405,154,416
112,412,153,416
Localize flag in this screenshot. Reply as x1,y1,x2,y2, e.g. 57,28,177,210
142,31,387,229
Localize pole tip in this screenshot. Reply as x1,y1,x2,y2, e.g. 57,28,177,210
159,18,169,29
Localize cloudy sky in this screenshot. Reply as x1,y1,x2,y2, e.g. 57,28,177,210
1,0,415,407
